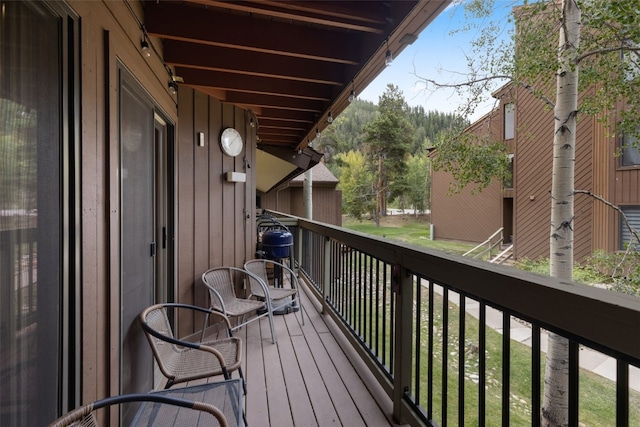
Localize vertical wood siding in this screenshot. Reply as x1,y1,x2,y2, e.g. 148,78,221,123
72,0,179,408
176,87,256,337
591,111,615,251
430,112,503,243
262,186,342,226
73,0,257,408
514,86,602,262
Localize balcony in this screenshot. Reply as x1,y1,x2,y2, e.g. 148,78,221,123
223,212,640,426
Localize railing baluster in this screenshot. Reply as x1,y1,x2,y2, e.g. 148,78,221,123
459,295,466,427
532,325,541,427
389,263,395,375
569,340,579,426
428,282,434,420
368,258,373,351
479,303,486,427
375,259,380,358
442,286,449,427
502,312,511,427
617,360,629,427
358,252,363,338
415,276,422,405
382,263,388,367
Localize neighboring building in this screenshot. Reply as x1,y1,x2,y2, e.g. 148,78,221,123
430,106,510,245
431,80,639,261
260,162,342,226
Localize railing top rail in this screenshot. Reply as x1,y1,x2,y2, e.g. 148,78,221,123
267,211,640,365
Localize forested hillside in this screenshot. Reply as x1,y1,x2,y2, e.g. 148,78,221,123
313,86,468,221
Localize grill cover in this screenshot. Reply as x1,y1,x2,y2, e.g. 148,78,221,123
261,230,293,259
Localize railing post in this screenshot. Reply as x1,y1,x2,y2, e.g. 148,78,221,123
321,235,331,314
393,264,413,424
297,224,303,273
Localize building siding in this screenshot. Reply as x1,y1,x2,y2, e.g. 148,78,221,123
433,81,633,263
176,88,256,336
431,112,503,243
260,163,342,226
70,0,257,408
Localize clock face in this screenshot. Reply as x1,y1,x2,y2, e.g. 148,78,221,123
220,127,243,157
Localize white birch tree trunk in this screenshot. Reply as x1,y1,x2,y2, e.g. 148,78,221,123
303,168,312,220
542,1,580,426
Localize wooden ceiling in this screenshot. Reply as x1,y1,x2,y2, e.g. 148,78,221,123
144,0,451,152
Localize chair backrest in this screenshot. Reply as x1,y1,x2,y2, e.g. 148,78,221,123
139,304,178,380
48,393,228,427
243,260,269,298
202,268,240,311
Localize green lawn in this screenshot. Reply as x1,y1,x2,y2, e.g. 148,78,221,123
342,215,476,255
420,290,640,426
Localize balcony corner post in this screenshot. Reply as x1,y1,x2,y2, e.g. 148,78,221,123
392,264,413,424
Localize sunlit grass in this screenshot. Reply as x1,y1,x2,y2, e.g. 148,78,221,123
342,215,475,255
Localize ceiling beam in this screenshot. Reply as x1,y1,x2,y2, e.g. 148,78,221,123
174,68,334,101
145,1,364,64
224,92,326,112
187,0,387,33
163,40,345,85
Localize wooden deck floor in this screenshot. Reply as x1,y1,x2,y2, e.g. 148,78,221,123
220,292,406,427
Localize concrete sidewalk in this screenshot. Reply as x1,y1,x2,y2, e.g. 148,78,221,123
445,292,640,392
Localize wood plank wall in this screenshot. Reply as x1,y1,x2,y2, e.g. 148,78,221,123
176,87,256,337
71,0,257,410
262,186,343,226
71,0,179,411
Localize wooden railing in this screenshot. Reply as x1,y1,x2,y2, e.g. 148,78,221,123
463,227,504,260
268,212,640,426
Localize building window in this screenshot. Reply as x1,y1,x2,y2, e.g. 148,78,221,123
503,154,514,189
504,103,515,140
620,206,640,249
620,132,640,166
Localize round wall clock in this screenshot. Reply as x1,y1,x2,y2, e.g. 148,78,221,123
220,127,244,157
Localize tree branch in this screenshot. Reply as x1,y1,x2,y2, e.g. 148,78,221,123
576,45,640,64
416,73,556,110
574,189,640,276
415,74,513,89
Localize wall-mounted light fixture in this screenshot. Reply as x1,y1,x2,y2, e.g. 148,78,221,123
168,79,178,95
141,37,151,58
226,171,246,183
327,111,333,123
349,89,356,103
385,39,393,67
316,128,320,138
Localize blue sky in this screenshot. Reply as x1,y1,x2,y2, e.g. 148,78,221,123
358,1,520,121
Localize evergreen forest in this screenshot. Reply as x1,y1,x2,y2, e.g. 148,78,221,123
314,86,468,222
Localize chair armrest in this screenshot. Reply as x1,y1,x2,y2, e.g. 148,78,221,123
206,309,234,330
261,259,301,290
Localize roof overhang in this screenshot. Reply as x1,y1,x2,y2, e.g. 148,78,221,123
256,145,323,193
143,0,452,187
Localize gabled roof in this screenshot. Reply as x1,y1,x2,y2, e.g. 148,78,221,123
290,162,339,187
